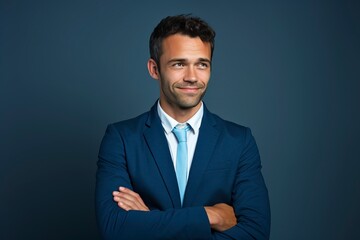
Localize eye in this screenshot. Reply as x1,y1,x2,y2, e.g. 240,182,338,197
172,62,185,68
197,62,209,69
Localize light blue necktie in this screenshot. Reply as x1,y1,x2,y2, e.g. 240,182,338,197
172,124,191,205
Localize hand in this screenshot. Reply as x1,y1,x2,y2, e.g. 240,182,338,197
113,187,150,211
204,203,237,232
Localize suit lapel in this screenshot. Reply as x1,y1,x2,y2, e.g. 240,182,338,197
183,107,220,207
143,104,182,208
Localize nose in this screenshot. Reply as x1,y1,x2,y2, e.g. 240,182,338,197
184,66,197,82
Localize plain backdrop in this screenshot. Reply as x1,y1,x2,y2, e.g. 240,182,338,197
1,0,360,239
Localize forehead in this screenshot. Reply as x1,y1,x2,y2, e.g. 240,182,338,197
161,34,211,60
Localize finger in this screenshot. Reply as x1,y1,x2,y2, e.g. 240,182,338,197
119,187,148,208
113,191,120,197
113,191,140,208
112,191,122,203
118,201,131,211
113,195,121,203
119,187,141,199
113,188,143,210
117,196,148,211
118,187,150,211
118,192,148,210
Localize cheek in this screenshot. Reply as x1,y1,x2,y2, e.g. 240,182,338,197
159,76,174,91
198,71,211,83
162,71,183,84
171,71,184,80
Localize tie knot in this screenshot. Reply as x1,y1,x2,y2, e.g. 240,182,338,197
172,124,190,142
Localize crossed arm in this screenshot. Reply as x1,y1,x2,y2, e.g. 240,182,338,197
96,124,270,239
113,186,237,232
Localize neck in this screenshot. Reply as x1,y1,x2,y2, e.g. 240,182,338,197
159,100,202,123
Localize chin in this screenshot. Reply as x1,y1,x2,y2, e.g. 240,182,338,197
178,100,202,109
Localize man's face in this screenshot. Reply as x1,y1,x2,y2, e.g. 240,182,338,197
156,34,211,113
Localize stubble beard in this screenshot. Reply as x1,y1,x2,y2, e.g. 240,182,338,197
159,73,208,111
171,86,207,110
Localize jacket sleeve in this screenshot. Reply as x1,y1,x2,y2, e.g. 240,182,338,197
212,128,271,240
95,124,212,240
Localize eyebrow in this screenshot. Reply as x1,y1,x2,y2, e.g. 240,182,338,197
167,58,212,64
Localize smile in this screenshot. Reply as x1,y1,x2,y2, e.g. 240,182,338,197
177,87,201,93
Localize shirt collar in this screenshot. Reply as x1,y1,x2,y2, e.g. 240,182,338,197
157,100,203,134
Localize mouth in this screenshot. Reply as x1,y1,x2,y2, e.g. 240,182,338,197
177,87,201,94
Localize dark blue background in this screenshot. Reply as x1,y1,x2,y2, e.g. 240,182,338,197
1,0,359,239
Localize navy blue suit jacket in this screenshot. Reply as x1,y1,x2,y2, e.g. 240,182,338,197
95,102,270,239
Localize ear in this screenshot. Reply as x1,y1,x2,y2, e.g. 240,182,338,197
147,58,160,80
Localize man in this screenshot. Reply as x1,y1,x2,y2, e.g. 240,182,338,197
96,15,270,239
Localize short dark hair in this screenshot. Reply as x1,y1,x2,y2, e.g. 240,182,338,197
149,14,216,67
